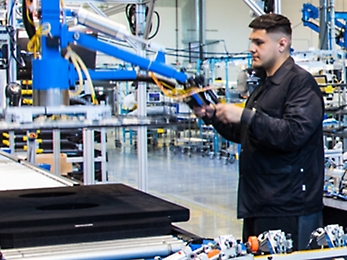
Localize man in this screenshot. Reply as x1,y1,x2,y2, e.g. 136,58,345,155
193,13,324,250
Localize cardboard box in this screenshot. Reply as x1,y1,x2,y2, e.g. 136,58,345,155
36,153,73,175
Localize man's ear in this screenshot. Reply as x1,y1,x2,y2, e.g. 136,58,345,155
278,37,289,53
278,37,289,51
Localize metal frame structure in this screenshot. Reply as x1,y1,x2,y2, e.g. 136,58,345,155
302,2,347,50
3,0,194,188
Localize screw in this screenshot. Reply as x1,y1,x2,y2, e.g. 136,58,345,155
73,32,80,40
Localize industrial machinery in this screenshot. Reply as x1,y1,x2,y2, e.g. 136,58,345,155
0,0,226,186
307,224,347,249
0,1,346,259
12,0,224,116
254,230,293,255
302,2,347,49
0,1,220,258
161,235,251,260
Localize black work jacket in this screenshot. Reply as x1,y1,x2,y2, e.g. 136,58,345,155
211,57,324,218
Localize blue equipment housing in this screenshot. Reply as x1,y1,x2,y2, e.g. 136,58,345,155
33,0,188,99
302,3,347,49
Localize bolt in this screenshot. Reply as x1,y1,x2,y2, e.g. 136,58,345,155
73,32,80,40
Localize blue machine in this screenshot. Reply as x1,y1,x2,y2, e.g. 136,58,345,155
31,0,188,107
302,3,347,49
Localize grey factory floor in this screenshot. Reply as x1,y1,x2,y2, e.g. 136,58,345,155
105,129,243,240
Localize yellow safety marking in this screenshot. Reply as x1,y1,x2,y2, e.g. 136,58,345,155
21,89,33,95
157,128,165,134
2,132,10,138
22,80,32,85
22,99,33,105
23,146,43,153
325,85,334,94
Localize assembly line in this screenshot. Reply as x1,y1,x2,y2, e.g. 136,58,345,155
0,0,346,259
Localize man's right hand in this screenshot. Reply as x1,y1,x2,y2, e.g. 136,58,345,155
192,104,215,119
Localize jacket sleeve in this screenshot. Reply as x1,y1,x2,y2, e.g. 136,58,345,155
247,75,323,152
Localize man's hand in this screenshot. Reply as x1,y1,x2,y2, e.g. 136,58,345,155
192,104,215,119
215,103,243,124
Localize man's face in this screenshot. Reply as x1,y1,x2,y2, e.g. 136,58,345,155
249,29,280,70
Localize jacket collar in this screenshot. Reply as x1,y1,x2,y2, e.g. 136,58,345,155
267,56,294,85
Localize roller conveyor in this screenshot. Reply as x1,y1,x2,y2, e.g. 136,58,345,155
1,235,186,260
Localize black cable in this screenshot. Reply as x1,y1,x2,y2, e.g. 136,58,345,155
166,47,248,57
101,38,237,59
339,169,347,194
22,0,36,39
100,31,247,59
292,21,303,30
263,0,274,13
148,10,160,40
69,96,92,106
125,4,136,35
0,44,8,68
3,1,24,68
165,41,238,57
5,25,25,67
100,33,250,62
125,4,160,39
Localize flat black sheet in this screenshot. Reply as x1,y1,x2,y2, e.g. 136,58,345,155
0,184,189,248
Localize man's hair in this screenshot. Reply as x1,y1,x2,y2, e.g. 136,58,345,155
249,14,292,37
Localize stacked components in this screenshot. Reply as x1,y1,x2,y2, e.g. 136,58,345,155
308,224,347,249
161,235,251,260
160,226,347,260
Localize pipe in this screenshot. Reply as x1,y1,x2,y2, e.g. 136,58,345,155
53,129,61,176
243,0,265,17
199,0,206,61
175,0,179,64
83,128,95,185
195,0,199,43
77,8,129,40
330,0,336,51
7,0,17,84
77,8,164,51
274,0,281,14
144,0,156,39
2,236,185,260
136,2,148,192
88,3,107,17
319,0,329,49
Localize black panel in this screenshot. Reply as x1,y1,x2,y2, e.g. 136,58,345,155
323,197,347,227
0,184,189,248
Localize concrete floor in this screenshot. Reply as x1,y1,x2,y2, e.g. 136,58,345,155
106,130,243,240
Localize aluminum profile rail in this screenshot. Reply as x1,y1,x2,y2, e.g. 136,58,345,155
64,0,154,3
2,235,185,260
0,115,180,131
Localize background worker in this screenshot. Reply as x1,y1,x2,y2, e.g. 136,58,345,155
193,13,324,250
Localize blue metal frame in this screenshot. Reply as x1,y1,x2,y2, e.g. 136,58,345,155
302,3,320,34
33,0,188,94
72,33,187,83
33,0,69,91
302,3,347,49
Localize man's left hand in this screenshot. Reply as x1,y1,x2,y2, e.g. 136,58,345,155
215,103,243,124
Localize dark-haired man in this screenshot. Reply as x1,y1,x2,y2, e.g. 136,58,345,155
193,13,324,250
